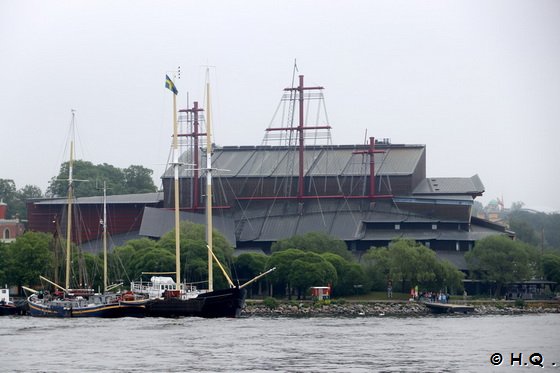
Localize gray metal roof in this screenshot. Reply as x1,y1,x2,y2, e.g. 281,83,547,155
163,144,426,179
137,196,507,250
413,175,484,196
139,207,236,247
34,192,163,205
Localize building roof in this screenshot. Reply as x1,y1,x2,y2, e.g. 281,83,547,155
413,175,484,196
32,192,163,205
139,207,237,246
163,144,426,179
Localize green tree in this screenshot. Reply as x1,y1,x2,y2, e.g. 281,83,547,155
465,235,538,296
131,247,175,278
123,165,157,193
47,160,156,197
15,184,44,219
322,252,367,296
265,249,306,299
157,220,234,289
288,252,337,299
0,179,17,218
271,232,353,261
509,218,539,246
265,249,337,299
0,179,43,220
234,252,268,296
542,252,560,284
6,232,54,287
363,239,464,294
111,238,158,281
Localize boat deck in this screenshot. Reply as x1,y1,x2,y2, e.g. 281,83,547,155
423,302,475,314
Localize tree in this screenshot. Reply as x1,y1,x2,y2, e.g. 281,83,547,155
271,232,353,261
6,232,54,287
234,253,268,296
110,238,158,281
0,179,43,220
157,221,234,289
265,249,306,299
363,239,464,294
322,252,367,296
509,218,539,246
265,249,338,299
289,253,337,299
123,165,157,193
542,252,560,284
47,160,156,197
0,179,17,217
465,235,538,296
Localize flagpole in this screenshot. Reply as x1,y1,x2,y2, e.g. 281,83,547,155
172,86,181,290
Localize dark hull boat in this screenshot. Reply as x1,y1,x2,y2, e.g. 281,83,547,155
27,292,146,318
145,287,246,318
423,301,475,314
1,288,25,316
0,302,25,316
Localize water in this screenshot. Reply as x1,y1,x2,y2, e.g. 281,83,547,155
2,314,559,372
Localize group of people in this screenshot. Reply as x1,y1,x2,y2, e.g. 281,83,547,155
409,286,450,303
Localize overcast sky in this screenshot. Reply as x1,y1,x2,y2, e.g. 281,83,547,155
1,0,559,212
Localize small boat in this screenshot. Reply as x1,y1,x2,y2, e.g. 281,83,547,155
423,301,475,314
0,287,25,316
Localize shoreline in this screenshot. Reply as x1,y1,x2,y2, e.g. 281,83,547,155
241,300,560,317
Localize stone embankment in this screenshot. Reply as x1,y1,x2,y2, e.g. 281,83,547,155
241,300,560,317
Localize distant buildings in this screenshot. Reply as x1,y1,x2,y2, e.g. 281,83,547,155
25,75,514,273
0,201,24,243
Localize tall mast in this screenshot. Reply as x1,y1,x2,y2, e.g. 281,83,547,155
102,181,108,293
65,110,75,290
172,82,181,289
205,78,214,292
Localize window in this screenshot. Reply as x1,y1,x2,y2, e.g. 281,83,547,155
3,228,9,239
394,224,400,230
431,224,437,230
456,241,460,251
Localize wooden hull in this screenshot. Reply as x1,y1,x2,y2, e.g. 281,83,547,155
27,296,146,318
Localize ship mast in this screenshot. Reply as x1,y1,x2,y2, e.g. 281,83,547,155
102,181,108,293
65,110,76,290
171,78,181,290
205,78,214,292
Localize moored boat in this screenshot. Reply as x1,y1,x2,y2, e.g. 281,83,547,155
1,287,25,316
26,111,145,318
423,301,475,314
136,74,269,318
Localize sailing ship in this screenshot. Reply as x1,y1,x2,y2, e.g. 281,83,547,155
26,111,144,318
137,74,272,318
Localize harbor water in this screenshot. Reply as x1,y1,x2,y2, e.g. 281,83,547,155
2,314,559,372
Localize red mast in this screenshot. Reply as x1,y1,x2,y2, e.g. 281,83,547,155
266,75,331,199
179,101,205,210
353,137,393,199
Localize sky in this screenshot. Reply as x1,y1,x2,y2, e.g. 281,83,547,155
1,0,559,212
